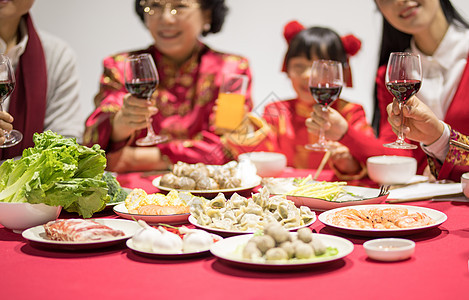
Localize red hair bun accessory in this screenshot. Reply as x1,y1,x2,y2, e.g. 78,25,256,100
341,34,362,57
283,20,305,44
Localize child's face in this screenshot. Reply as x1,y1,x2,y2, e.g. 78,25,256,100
287,56,317,105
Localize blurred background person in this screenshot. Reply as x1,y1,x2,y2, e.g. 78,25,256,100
372,0,469,174
226,21,372,179
0,0,82,160
84,0,253,173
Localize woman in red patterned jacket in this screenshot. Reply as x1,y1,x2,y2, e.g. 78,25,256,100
84,0,252,172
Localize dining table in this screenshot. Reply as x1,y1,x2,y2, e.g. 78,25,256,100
1,168,468,300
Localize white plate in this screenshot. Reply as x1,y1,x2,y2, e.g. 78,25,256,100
113,203,190,225
126,234,223,259
285,186,388,211
152,175,261,198
188,215,316,237
21,219,140,250
318,204,447,237
210,233,353,271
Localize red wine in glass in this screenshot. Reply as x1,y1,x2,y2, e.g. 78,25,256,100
383,52,422,149
385,80,421,104
0,81,14,99
305,60,344,152
0,54,23,148
125,79,158,99
310,85,342,107
124,54,168,146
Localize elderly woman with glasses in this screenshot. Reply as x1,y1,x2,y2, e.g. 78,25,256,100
84,0,252,172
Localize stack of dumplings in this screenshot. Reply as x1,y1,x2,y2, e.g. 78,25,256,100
189,187,316,231
159,162,242,190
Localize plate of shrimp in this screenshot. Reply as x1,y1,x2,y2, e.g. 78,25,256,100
318,204,447,237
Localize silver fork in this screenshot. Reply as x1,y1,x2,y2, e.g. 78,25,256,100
378,185,390,197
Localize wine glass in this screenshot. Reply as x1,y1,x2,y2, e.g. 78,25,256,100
383,52,422,149
124,53,168,146
0,54,22,148
305,60,344,151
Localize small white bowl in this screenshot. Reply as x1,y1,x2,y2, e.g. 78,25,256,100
238,152,287,177
363,238,415,262
0,202,62,233
366,155,417,185
461,172,469,198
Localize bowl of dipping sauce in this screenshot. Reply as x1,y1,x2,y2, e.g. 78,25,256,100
363,238,415,261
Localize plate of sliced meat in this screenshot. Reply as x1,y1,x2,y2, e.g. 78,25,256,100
22,218,140,250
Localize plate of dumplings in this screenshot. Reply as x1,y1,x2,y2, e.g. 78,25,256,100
152,161,261,198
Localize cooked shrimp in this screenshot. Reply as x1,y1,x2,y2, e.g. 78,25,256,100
328,208,434,230
328,209,373,229
394,212,435,228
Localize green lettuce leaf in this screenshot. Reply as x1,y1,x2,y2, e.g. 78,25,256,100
0,131,109,218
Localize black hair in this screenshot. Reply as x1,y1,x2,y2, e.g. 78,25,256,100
372,0,469,132
134,0,228,36
285,26,348,68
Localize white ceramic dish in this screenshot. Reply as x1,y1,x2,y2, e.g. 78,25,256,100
0,202,62,233
318,204,447,237
113,203,190,225
152,176,261,198
366,155,417,185
22,219,140,250
284,186,388,211
363,238,415,261
188,215,316,237
210,233,353,271
126,234,223,259
238,152,287,177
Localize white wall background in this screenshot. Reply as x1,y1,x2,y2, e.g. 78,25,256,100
30,0,469,129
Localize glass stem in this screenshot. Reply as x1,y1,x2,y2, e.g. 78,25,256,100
396,102,406,145
145,97,157,137
318,105,328,147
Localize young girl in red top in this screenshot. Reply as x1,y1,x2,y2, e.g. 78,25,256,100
225,21,374,179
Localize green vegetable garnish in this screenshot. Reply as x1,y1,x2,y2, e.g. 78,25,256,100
102,172,128,204
0,131,109,218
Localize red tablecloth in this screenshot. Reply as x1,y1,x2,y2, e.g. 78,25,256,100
1,170,468,300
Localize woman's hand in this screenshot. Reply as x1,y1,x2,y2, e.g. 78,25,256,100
329,142,361,175
0,111,14,145
305,104,348,141
386,96,444,145
111,94,158,142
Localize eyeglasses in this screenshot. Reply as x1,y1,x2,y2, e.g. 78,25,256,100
140,0,200,18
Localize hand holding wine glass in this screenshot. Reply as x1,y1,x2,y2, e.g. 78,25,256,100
305,60,343,151
124,53,168,146
0,54,22,148
383,52,422,149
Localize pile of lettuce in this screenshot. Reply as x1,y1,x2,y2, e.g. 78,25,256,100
0,131,110,218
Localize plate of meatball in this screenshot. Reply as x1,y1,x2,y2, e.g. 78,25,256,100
153,161,261,198
210,222,353,271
